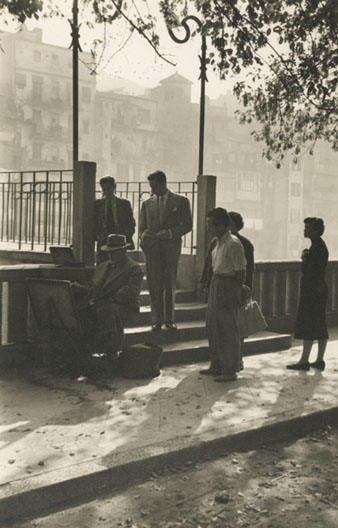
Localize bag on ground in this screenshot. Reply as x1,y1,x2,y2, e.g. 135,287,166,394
239,300,267,338
118,342,163,379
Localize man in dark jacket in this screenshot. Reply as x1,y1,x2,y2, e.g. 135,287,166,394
72,234,143,356
229,212,255,290
94,176,136,263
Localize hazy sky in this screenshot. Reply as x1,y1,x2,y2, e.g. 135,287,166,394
0,0,234,101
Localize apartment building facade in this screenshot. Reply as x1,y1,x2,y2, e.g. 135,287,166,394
0,27,337,259
0,25,96,170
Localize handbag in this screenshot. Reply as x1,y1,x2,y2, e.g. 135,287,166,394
239,300,267,338
118,342,163,379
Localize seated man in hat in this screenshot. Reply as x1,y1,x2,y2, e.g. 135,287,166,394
72,234,144,357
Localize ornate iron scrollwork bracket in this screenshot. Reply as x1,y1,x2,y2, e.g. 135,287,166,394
167,15,208,176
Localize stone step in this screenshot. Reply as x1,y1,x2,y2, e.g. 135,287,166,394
160,331,293,366
125,320,292,354
139,289,196,306
124,320,207,346
126,302,207,326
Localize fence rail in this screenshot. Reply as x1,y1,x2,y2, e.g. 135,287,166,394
0,170,198,254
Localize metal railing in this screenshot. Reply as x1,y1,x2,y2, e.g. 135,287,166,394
0,170,198,254
105,180,198,253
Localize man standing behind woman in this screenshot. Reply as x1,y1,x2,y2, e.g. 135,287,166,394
229,211,255,370
200,208,247,382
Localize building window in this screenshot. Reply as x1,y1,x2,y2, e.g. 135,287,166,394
32,109,42,123
290,182,301,197
33,50,41,62
82,87,91,103
32,82,42,101
137,108,151,124
238,172,257,191
51,146,59,162
51,81,60,100
66,82,72,101
291,159,301,171
290,208,300,223
51,113,59,127
16,73,26,89
83,119,89,134
213,154,224,167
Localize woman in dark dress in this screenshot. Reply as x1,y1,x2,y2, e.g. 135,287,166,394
287,217,329,371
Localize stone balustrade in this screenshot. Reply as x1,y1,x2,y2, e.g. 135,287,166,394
253,260,338,332
0,259,337,363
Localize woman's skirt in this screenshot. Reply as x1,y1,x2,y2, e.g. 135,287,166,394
294,278,328,340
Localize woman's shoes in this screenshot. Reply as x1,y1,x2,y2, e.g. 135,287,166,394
286,362,310,371
286,361,326,371
309,360,326,371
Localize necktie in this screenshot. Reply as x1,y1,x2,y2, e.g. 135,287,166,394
106,198,114,232
158,195,165,226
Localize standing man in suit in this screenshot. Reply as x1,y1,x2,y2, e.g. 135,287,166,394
140,170,192,331
94,176,136,263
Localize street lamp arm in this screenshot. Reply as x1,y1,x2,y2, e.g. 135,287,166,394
167,14,207,176
167,15,203,44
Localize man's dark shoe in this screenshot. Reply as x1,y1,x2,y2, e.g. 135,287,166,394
200,368,221,376
151,323,162,332
309,360,325,371
286,362,310,371
165,323,177,330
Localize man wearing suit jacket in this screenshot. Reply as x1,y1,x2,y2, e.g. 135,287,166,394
140,170,192,331
94,176,136,263
72,234,143,356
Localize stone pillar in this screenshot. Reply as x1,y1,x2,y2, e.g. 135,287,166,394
195,174,216,287
73,161,96,266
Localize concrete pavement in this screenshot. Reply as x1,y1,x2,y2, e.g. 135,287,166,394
1,332,338,524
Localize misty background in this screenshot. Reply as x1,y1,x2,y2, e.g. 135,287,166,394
0,3,337,261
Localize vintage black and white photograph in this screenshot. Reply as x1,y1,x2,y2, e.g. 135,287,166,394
0,1,338,526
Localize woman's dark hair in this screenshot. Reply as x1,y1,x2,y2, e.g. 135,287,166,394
148,170,167,184
229,211,244,231
207,207,230,229
304,217,325,236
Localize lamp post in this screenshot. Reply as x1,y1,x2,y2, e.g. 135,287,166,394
168,16,207,176
69,0,82,165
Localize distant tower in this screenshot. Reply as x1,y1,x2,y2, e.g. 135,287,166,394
151,73,197,178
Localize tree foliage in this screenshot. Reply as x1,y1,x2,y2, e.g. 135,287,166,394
0,0,42,23
2,0,338,165
161,0,338,166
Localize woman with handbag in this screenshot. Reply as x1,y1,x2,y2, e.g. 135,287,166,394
287,217,329,371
